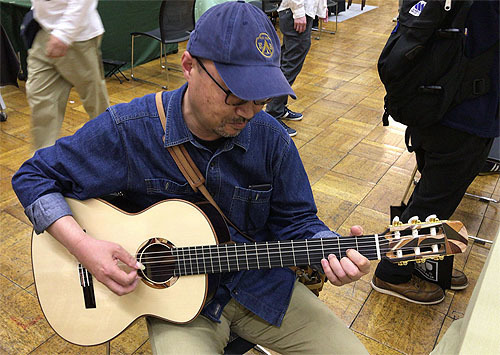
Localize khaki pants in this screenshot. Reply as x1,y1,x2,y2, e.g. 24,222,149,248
147,281,368,354
26,29,109,150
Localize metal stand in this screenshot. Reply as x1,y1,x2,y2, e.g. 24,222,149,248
313,1,338,40
103,59,129,84
0,92,7,121
406,165,498,204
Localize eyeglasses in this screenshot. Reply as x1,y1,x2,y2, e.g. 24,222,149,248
194,57,273,106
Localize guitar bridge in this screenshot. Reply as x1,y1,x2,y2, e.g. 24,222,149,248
78,264,96,309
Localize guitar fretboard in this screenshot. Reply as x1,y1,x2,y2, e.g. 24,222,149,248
169,236,380,276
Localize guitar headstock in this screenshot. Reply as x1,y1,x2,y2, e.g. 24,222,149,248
381,216,468,265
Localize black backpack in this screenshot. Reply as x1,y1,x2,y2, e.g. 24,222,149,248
378,0,496,127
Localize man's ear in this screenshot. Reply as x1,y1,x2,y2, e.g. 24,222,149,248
181,51,195,80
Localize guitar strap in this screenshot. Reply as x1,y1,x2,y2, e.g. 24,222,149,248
154,92,325,294
154,92,255,242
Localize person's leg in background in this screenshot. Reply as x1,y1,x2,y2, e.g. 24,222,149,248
55,35,109,120
265,9,313,136
26,30,72,150
373,125,493,304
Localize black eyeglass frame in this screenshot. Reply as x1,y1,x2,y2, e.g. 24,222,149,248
194,57,273,106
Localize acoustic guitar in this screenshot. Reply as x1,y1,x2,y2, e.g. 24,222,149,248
32,198,468,346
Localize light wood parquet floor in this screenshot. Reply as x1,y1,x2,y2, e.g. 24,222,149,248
1,1,499,354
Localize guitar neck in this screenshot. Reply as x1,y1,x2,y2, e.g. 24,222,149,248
169,236,381,276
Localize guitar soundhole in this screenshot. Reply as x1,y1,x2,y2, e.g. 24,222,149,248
137,238,178,289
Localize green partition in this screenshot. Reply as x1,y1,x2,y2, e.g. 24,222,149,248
0,0,177,78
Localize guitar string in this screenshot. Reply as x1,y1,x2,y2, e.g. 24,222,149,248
131,231,444,258
132,233,444,260
136,251,422,277
119,246,444,277
116,231,449,274
135,242,438,263
132,242,446,276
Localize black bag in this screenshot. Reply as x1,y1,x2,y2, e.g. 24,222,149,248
378,0,495,128
20,10,41,50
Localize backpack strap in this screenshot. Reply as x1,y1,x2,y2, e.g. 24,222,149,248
154,92,256,242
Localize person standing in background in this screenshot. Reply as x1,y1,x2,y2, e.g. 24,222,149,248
372,0,499,305
265,0,328,137
26,0,109,150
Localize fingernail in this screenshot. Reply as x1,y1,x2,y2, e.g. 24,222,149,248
136,261,145,270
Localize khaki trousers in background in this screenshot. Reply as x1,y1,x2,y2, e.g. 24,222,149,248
26,29,109,150
147,280,368,354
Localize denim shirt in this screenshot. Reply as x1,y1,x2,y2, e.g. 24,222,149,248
12,84,336,326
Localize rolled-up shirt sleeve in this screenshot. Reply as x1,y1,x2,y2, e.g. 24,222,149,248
25,192,73,234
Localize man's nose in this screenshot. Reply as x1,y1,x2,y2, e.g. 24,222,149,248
235,101,262,119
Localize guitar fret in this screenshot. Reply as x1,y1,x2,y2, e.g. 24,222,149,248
193,246,198,275
201,245,206,274
234,244,240,271
291,240,296,265
337,237,341,258
183,247,188,276
321,238,325,259
225,244,230,272
209,245,214,273
278,241,283,267
244,244,249,270
189,246,194,275
305,239,310,265
218,245,222,273
255,243,260,269
265,242,270,268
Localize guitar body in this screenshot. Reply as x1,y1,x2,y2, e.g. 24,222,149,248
32,198,222,346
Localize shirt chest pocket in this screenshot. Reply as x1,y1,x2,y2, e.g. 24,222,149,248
145,178,194,198
229,185,273,234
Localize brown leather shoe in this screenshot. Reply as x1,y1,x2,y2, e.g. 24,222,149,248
450,269,469,290
371,275,445,305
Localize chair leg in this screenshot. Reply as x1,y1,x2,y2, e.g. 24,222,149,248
130,34,167,90
313,2,337,39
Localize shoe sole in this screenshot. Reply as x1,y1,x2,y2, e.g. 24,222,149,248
282,116,303,121
281,111,303,121
370,280,445,305
450,282,469,291
288,131,297,137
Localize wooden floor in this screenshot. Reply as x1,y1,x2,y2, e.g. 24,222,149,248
1,1,499,354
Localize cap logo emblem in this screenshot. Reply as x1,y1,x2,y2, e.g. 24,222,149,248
255,33,273,58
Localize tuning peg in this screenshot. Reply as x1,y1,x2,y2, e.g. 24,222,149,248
408,216,421,224
425,214,439,222
392,216,402,226
425,215,439,236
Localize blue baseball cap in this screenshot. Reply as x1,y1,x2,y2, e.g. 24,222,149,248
187,1,296,101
